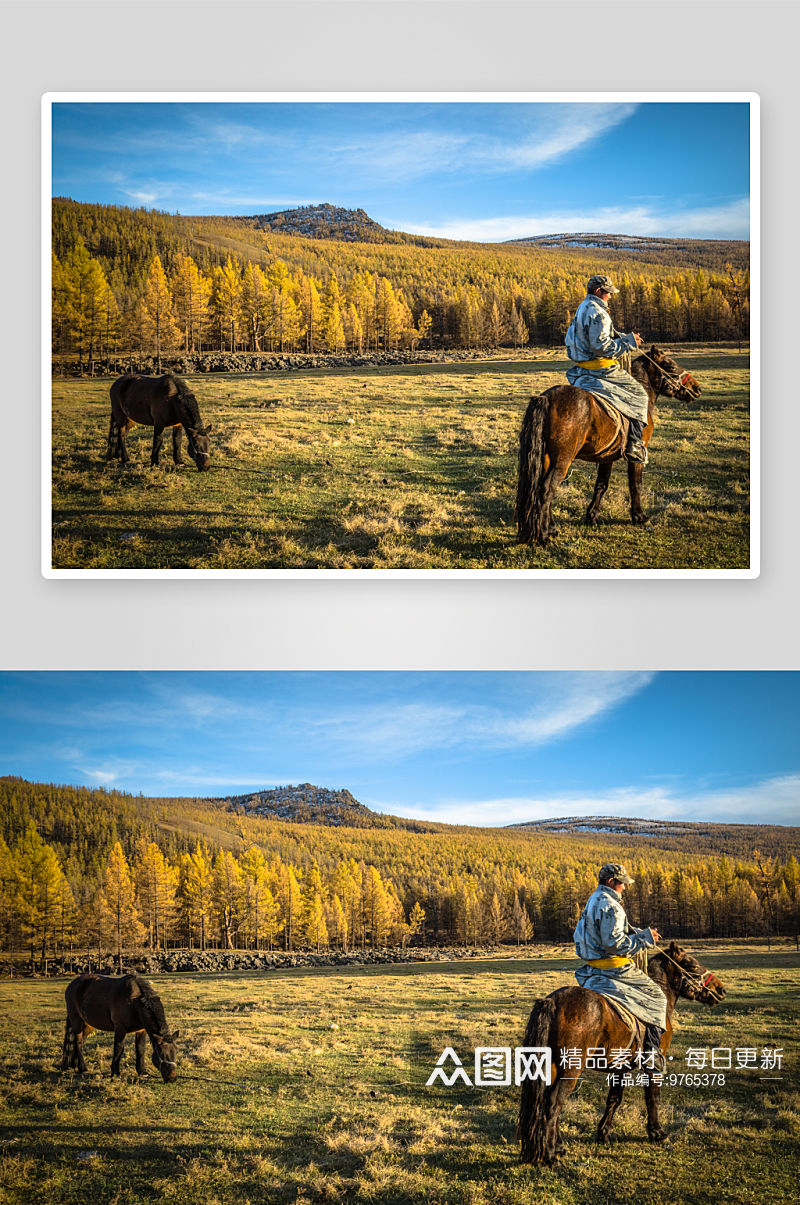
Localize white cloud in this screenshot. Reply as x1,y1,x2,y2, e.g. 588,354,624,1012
390,774,800,828
328,104,637,184
478,105,639,171
398,196,751,243
75,758,140,786
308,672,655,761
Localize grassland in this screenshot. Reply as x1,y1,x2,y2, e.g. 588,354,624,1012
1,942,796,1204
50,346,750,572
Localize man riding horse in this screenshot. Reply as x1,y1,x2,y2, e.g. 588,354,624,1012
565,275,649,464
573,862,666,1068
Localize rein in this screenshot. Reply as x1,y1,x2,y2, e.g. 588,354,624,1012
636,351,698,399
652,946,725,1003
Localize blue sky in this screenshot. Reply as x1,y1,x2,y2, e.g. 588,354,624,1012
51,100,751,242
0,672,795,826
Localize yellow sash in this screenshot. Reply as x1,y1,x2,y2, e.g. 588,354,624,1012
576,358,617,369
583,956,632,969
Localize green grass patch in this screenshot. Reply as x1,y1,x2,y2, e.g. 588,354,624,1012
50,347,751,570
1,943,796,1203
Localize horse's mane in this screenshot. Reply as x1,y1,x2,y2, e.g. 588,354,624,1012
631,356,649,385
164,372,204,430
646,951,671,993
134,975,170,1037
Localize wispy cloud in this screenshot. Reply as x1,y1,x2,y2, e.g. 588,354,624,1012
477,104,638,171
392,774,800,828
307,672,655,761
326,105,637,184
397,196,750,243
0,672,655,774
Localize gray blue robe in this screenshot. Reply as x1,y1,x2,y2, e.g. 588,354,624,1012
564,294,649,423
573,884,667,1028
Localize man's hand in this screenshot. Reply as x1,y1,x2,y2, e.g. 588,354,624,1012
633,332,643,348
650,927,661,944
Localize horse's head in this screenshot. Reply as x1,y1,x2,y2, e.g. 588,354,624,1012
151,1028,180,1082
665,942,726,1007
647,346,701,402
187,425,212,471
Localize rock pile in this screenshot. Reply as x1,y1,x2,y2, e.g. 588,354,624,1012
36,945,508,977
52,348,520,379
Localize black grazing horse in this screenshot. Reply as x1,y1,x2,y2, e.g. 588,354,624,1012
515,347,701,546
62,973,180,1082
107,372,212,470
518,944,726,1165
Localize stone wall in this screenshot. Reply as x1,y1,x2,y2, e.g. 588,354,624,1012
19,945,510,977
52,348,519,379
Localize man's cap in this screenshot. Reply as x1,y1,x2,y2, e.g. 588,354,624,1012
599,862,634,885
587,274,619,295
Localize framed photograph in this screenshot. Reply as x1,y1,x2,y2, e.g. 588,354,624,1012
2,669,795,1199
43,93,758,578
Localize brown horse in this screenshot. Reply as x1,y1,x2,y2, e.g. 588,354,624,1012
515,347,701,546
62,973,180,1082
518,944,725,1165
106,372,212,470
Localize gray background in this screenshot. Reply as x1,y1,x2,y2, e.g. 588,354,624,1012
3,1,794,671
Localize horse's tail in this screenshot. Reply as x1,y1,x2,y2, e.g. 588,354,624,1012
517,996,557,1164
514,395,549,545
61,1017,73,1070
109,374,134,422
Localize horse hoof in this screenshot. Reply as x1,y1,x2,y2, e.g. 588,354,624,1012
631,514,650,527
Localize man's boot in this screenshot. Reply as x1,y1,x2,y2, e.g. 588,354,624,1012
625,418,648,464
643,1023,666,1071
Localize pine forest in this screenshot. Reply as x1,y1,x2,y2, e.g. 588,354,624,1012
51,200,751,371
2,777,795,971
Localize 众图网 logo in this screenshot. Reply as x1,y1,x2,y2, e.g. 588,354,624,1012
426,1047,552,1088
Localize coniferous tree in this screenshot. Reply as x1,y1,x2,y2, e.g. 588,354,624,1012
180,845,216,950
142,256,180,370
99,841,144,971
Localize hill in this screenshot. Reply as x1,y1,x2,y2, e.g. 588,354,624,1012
212,782,436,833
504,231,748,270
507,815,794,858
250,203,395,243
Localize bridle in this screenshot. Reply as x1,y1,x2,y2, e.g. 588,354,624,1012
151,1036,178,1073
637,350,699,400
186,432,211,466
654,945,725,1004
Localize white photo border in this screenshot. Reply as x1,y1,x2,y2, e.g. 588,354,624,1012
42,91,759,580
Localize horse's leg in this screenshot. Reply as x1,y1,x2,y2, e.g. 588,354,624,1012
106,416,118,460
172,425,184,466
61,1019,73,1070
151,425,165,468
74,1026,89,1075
597,1080,625,1145
538,456,574,546
627,458,648,526
542,1072,579,1164
118,420,131,464
585,461,614,526
111,1029,127,1078
645,1079,667,1143
135,1030,148,1076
